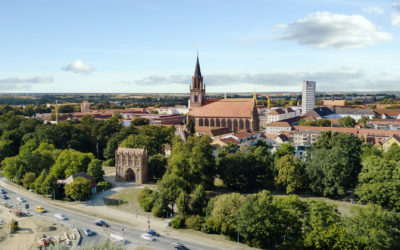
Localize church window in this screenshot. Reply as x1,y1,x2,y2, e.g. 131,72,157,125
245,120,250,130
228,120,232,130
210,119,215,127
199,119,203,126
216,119,220,127
205,119,209,126
194,95,198,102
239,120,244,130
222,119,226,127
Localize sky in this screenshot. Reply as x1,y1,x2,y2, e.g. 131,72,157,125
1,0,400,93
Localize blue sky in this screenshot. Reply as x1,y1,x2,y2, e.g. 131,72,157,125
1,0,400,93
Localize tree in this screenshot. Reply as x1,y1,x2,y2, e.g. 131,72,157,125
169,136,216,189
345,204,400,249
87,159,105,182
384,143,400,162
338,116,356,128
186,118,195,135
157,172,189,211
303,201,355,249
21,172,36,189
65,176,92,200
358,116,370,126
50,149,94,179
148,154,166,180
190,184,208,215
275,155,305,194
355,156,400,210
131,117,150,126
360,143,382,162
176,191,190,216
207,193,245,238
306,132,362,196
274,143,295,163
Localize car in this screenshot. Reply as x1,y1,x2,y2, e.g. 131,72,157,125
35,206,46,213
171,243,189,250
95,219,109,227
16,197,25,202
54,214,67,220
140,233,155,241
0,189,6,194
2,194,9,200
83,228,95,236
146,229,160,237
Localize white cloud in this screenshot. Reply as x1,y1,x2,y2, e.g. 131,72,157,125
392,3,400,27
129,67,400,92
274,12,391,49
62,60,94,74
362,7,384,14
0,76,53,91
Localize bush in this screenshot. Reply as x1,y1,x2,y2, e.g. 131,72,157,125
185,215,204,231
103,158,115,167
170,216,185,229
201,217,218,234
97,181,112,192
138,187,153,203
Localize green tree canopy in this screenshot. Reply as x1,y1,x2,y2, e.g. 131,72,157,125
65,176,92,200
275,154,305,194
338,116,356,128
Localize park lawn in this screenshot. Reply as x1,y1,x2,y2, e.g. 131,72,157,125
103,187,148,215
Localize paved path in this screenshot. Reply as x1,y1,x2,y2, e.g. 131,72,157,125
0,178,253,250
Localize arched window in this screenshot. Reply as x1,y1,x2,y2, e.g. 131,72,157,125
233,120,238,131
205,119,209,126
228,120,232,130
239,120,244,130
199,119,203,126
222,119,226,128
245,120,250,130
216,119,220,127
194,95,198,102
210,119,215,127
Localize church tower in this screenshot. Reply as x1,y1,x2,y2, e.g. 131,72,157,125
189,55,205,108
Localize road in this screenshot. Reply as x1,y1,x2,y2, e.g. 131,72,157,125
0,179,217,250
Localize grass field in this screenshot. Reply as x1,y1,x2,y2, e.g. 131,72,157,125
103,187,148,215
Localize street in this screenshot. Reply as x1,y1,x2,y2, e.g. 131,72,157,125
0,178,218,250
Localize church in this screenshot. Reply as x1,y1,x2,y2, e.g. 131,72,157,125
188,56,259,135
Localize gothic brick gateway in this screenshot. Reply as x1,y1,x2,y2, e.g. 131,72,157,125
115,147,148,184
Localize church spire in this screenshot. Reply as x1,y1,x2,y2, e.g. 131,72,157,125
194,53,202,77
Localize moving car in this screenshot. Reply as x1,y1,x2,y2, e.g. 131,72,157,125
83,228,95,236
16,197,25,202
35,206,46,213
172,243,190,250
95,219,109,227
0,189,6,194
54,214,67,220
146,229,160,237
1,194,9,200
140,233,155,241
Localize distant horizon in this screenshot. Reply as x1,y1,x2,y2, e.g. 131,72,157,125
1,1,400,93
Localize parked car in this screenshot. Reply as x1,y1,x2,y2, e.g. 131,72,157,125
146,229,160,237
95,219,109,227
83,228,95,236
0,189,6,194
172,243,189,250
16,197,25,203
54,214,67,220
35,206,46,213
140,233,155,241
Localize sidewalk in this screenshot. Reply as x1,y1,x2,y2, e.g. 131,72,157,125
0,178,255,250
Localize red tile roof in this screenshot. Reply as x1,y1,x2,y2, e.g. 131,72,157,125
233,132,252,139
374,109,400,116
220,137,240,144
189,98,255,118
268,121,292,127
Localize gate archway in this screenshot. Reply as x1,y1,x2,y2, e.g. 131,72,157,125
124,168,136,182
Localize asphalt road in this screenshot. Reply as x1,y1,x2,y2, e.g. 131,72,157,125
0,180,217,250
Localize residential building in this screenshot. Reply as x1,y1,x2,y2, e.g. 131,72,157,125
301,81,316,115
382,135,400,151
266,121,293,134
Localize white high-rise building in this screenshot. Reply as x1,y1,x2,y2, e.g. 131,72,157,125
301,81,316,115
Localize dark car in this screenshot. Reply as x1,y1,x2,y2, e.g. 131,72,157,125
146,229,160,237
172,243,189,250
0,189,6,194
2,195,9,200
84,228,96,236
95,219,109,227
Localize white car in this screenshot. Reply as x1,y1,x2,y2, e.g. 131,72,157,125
16,197,25,202
54,214,67,220
140,233,155,241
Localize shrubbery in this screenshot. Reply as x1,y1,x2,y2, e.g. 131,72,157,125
96,181,112,192
170,216,185,229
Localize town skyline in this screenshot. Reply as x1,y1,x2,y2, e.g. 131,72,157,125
1,0,400,93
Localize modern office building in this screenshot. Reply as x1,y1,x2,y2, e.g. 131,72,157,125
301,81,316,115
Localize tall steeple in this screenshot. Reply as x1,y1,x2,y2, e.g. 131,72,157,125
189,54,205,108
